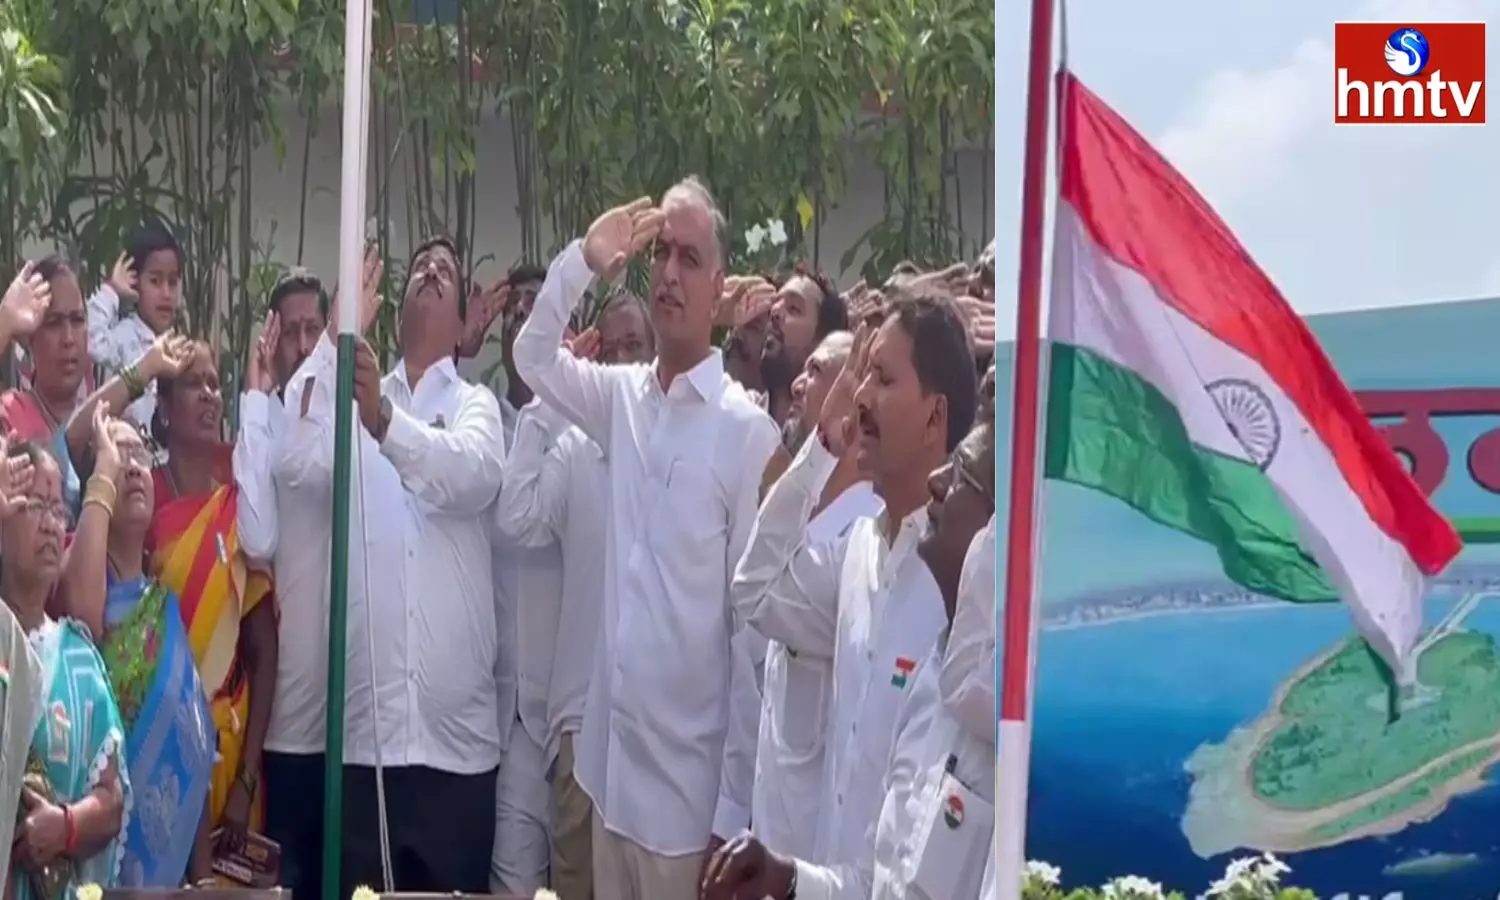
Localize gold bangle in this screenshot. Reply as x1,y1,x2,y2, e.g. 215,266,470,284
121,364,146,399
81,496,114,518
85,475,117,509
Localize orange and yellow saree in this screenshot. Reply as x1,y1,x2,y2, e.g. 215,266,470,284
149,455,273,833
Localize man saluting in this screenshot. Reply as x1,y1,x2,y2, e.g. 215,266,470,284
513,179,778,900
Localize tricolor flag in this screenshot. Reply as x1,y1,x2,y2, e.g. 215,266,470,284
891,656,917,689
1044,73,1462,688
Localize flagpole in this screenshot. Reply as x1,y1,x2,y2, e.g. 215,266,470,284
322,0,372,894
995,0,1056,894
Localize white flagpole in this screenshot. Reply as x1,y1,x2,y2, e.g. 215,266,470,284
321,0,372,893
995,0,1058,896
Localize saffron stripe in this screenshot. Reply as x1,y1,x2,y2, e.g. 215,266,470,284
1057,71,1459,574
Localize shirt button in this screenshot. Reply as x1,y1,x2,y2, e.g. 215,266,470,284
836,793,843,805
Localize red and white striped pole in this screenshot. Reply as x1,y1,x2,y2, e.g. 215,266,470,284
995,0,1057,893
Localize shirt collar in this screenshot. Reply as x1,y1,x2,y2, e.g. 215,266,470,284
645,350,726,403
879,505,930,548
394,356,460,393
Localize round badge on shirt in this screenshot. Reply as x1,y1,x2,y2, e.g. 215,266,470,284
943,792,965,829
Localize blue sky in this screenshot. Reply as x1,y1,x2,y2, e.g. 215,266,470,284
990,0,1500,336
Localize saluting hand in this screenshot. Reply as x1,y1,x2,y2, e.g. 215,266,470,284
584,197,666,282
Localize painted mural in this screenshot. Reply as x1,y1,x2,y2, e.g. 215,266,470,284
1006,297,1500,900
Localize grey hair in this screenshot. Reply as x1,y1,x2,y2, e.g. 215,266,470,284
664,175,728,266
817,330,854,363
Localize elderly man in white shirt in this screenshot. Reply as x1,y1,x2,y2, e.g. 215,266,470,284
724,289,979,889
233,265,362,900
706,423,998,900
512,181,778,900
495,290,655,900
748,330,880,861
341,235,507,895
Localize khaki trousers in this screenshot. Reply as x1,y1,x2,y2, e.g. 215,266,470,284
591,809,703,900
550,734,594,900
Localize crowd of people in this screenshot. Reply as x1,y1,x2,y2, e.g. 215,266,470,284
0,174,1000,900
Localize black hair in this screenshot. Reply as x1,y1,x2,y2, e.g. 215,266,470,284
407,235,466,318
148,339,214,448
33,252,74,285
127,224,183,274
269,268,327,319
789,265,848,341
884,288,979,453
506,264,546,290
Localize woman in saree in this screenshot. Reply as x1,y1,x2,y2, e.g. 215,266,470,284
1,437,130,900
146,340,277,859
0,255,93,517
61,408,215,887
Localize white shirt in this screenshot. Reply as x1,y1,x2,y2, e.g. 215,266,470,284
512,241,779,856
302,349,507,773
731,434,947,868
943,515,997,745
234,381,328,753
85,285,158,428
232,336,393,754
489,400,557,757
751,480,881,859
794,636,997,900
493,398,608,768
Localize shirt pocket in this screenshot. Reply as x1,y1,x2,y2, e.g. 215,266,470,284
776,647,832,761
652,458,725,554
911,770,994,900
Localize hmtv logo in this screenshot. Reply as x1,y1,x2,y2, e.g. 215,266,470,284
1334,22,1486,123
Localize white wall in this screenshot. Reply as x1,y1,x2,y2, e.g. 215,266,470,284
252,103,995,283
42,101,992,380
247,104,993,379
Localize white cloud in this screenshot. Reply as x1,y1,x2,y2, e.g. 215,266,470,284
1157,40,1330,207
1142,0,1499,311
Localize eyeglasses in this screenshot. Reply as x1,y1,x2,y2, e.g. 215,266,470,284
946,456,994,512
20,497,68,525
117,444,155,469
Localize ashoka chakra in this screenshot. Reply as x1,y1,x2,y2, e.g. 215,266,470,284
1206,378,1281,470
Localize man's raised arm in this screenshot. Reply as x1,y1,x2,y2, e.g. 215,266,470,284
513,198,664,447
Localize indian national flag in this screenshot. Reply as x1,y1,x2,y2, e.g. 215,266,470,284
1044,73,1462,685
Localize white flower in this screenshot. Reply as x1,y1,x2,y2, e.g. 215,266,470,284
745,224,767,254
351,886,380,900
532,891,560,900
1024,860,1061,886
1205,852,1290,898
766,218,788,246
75,885,103,900
1101,874,1167,900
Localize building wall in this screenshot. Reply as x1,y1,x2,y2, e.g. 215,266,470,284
239,102,993,377
253,104,996,280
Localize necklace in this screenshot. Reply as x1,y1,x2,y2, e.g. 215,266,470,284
163,459,220,501
25,388,70,431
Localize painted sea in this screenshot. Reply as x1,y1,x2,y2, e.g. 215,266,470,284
999,297,1500,900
